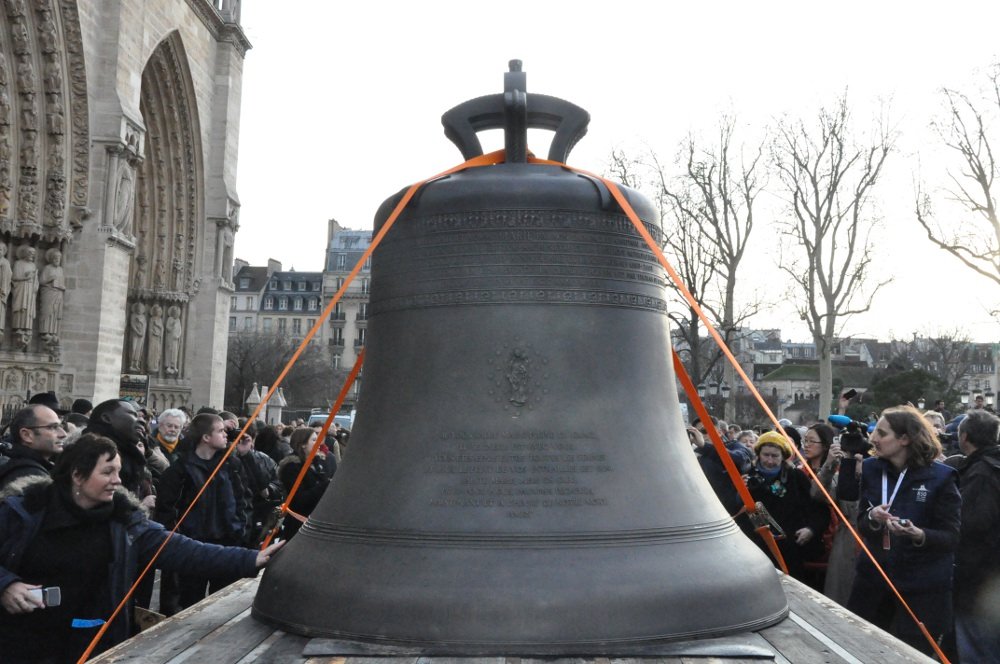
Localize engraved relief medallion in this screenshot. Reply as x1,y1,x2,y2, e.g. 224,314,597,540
487,340,549,414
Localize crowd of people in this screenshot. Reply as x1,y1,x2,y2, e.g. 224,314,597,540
690,394,1000,662
0,393,346,662
0,385,997,662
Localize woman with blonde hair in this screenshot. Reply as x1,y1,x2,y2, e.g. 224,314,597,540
845,405,961,655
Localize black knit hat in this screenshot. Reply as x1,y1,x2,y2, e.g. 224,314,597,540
71,398,93,414
28,391,66,414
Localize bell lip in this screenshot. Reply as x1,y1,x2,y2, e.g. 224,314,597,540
250,604,790,656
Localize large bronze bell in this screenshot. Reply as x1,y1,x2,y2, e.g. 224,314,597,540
252,61,787,654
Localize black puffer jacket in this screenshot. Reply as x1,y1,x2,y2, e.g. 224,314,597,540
954,445,1000,608
0,476,259,660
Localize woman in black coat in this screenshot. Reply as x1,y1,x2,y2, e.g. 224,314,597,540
0,434,283,662
745,431,831,584
277,427,330,540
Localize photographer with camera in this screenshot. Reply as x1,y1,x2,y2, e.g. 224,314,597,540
844,406,961,656
811,398,873,606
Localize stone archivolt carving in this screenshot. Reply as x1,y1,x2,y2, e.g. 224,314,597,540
0,0,87,243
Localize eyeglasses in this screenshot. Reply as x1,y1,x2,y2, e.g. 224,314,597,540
26,423,65,432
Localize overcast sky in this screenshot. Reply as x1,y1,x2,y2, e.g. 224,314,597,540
234,1,1000,343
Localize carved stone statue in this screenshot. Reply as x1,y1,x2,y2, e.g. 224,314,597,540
0,242,11,334
164,305,182,376
128,302,147,372
146,303,163,373
37,247,64,345
11,244,37,349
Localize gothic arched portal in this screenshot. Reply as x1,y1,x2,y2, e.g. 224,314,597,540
123,32,204,408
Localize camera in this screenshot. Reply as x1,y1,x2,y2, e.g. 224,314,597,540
898,519,911,527
226,427,241,443
28,586,61,607
828,414,872,456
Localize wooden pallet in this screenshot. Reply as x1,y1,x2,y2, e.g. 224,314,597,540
91,575,934,663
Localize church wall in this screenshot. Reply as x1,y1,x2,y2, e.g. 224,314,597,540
30,0,249,411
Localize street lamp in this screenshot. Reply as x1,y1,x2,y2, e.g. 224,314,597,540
720,382,731,399
709,381,719,396
697,383,706,398
961,391,970,406
917,396,925,410
987,390,996,407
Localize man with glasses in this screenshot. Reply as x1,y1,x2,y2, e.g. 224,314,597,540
0,404,67,490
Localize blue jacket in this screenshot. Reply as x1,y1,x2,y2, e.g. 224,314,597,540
0,477,259,654
854,457,961,592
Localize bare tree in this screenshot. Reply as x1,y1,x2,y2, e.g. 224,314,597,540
773,95,893,418
225,331,345,416
894,331,976,400
916,65,1000,289
607,116,766,421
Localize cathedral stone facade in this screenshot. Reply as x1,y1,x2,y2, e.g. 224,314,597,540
0,0,248,412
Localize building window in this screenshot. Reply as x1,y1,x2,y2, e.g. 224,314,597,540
356,328,367,346
283,281,291,291
293,297,303,311
361,278,370,295
363,256,371,271
244,317,253,331
264,296,274,309
245,296,255,309
332,354,341,369
278,318,287,333
293,319,302,334
312,282,320,291
269,281,278,290
279,297,288,311
239,277,250,289
337,254,346,269
230,296,237,310
308,298,318,311
307,318,316,330
263,318,272,333
229,316,236,330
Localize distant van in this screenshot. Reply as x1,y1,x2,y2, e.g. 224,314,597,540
306,411,355,431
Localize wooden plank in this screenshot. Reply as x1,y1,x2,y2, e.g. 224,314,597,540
757,614,839,664
92,578,258,663
236,628,310,664
777,576,933,664
161,607,275,663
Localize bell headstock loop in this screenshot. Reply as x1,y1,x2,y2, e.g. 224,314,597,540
441,60,590,164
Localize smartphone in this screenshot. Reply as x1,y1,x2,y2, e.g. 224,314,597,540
28,587,62,607
842,389,858,400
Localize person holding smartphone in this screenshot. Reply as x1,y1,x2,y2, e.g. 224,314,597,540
844,406,961,656
0,434,284,662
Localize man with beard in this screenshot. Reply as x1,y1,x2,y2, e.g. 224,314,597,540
0,404,67,490
84,399,154,509
153,408,187,463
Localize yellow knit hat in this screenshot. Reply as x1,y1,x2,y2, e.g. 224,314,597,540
754,431,794,459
